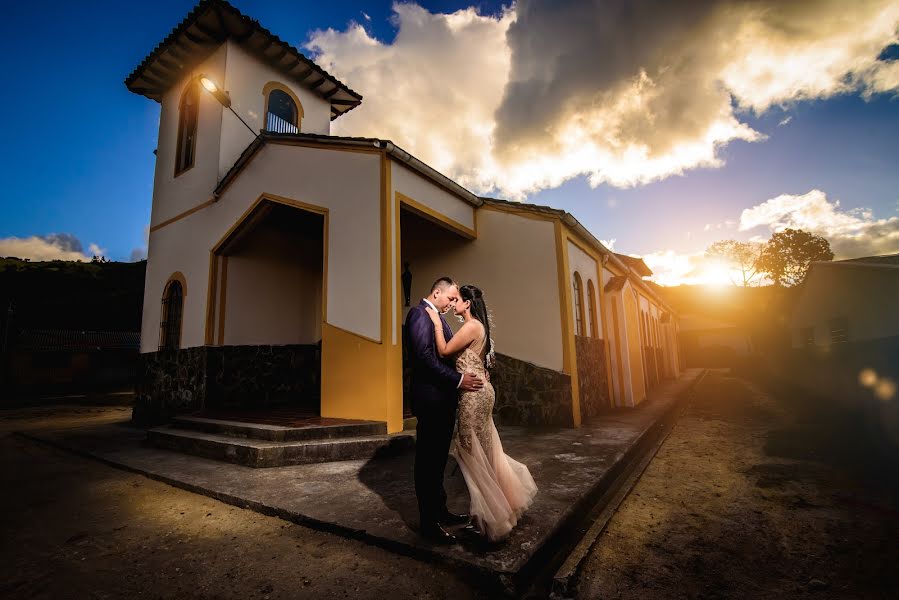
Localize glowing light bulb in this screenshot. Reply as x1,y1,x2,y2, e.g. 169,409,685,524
200,77,218,93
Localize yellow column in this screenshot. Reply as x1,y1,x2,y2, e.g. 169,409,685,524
320,153,403,432
555,222,582,427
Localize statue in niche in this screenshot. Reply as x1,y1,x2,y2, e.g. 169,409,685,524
402,262,412,307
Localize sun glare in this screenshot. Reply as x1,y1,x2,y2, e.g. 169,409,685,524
701,263,734,287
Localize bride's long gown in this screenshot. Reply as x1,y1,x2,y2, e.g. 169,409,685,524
453,332,537,541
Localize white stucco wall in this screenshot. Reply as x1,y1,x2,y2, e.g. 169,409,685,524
567,241,601,337
219,41,332,178
401,208,563,371
392,163,476,232
141,143,382,352
223,223,323,345
790,264,899,347
150,44,227,228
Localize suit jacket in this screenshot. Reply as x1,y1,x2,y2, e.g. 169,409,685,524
405,299,459,417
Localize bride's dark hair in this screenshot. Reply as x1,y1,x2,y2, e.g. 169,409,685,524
459,284,495,369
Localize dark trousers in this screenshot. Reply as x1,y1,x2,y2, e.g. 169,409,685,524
414,406,456,526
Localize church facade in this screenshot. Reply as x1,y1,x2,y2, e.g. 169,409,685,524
129,0,681,433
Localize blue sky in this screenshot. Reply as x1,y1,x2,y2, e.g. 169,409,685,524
0,1,897,283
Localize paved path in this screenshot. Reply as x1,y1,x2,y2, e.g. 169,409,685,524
15,371,702,591
0,406,481,600
576,371,899,599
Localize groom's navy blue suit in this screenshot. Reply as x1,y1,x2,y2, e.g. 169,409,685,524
405,299,460,527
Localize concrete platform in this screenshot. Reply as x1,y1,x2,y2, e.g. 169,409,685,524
148,424,414,467
18,369,703,595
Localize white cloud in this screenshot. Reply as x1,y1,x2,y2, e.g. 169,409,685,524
600,238,616,251
778,116,793,127
129,225,150,262
0,234,93,262
309,1,899,198
738,189,899,258
88,243,106,257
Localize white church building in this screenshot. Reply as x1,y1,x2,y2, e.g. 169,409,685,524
129,0,681,434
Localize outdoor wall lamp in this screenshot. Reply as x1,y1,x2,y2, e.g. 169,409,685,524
198,74,256,137
199,75,231,108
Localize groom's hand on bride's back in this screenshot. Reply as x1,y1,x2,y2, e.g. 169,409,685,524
460,372,484,392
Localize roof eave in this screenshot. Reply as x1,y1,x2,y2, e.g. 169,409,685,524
124,0,362,118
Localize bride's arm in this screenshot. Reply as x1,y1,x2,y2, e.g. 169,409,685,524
425,309,480,357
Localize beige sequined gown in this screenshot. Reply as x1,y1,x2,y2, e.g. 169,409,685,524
453,331,537,541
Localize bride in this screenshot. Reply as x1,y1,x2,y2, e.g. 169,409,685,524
425,284,537,542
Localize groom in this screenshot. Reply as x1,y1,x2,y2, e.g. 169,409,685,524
405,276,483,543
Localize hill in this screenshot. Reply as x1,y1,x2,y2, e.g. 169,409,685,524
0,258,146,332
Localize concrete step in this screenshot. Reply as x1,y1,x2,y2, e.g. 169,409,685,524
147,426,414,468
170,415,387,442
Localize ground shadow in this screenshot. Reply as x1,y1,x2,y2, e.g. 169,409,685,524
356,445,470,534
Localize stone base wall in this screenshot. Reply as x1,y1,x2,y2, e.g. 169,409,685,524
133,344,320,425
575,335,610,420
491,353,573,427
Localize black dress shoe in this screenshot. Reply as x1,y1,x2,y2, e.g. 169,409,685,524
438,511,470,526
420,523,457,544
459,522,485,539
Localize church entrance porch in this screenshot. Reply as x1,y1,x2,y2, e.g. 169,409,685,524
208,199,324,414
398,203,474,417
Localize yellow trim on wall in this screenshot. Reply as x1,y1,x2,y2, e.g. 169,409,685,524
204,254,218,345
320,322,393,425
262,81,305,131
396,191,477,239
216,256,229,345
150,198,216,233
555,221,582,427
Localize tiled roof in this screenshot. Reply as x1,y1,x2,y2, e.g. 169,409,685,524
836,253,899,266
15,330,141,352
604,275,628,292
125,0,362,120
614,253,653,277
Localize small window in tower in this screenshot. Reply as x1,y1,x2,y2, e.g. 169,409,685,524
266,89,299,134
175,83,200,176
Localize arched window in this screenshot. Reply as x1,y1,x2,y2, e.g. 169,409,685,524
264,84,302,134
587,279,599,338
160,276,185,350
175,83,200,176
573,272,585,336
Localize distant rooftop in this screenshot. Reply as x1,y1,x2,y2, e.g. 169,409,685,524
835,253,899,266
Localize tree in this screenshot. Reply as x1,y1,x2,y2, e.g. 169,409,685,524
756,228,834,287
705,240,764,286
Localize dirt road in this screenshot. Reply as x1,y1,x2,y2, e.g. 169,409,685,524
577,371,899,599
0,406,481,600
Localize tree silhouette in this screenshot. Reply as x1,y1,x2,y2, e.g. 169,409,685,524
756,228,834,287
705,240,764,286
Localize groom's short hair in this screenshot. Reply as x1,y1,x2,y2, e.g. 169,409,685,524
430,277,457,293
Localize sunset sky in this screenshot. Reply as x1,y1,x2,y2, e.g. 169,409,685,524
1,0,897,285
